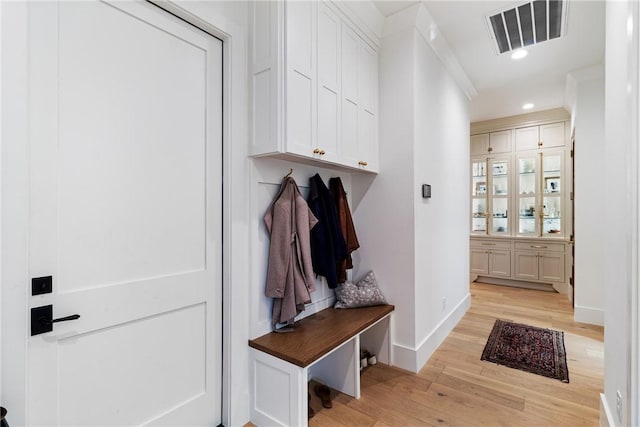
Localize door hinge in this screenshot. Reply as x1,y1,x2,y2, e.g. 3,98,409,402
570,149,574,157
570,191,574,200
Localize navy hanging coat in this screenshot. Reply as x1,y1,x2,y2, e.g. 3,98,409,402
307,173,347,289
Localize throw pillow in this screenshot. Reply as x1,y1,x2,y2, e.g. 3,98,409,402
334,271,387,309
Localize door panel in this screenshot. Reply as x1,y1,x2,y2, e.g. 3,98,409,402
27,2,222,425
515,126,539,151
540,252,565,282
514,251,539,280
470,249,489,275
488,250,511,277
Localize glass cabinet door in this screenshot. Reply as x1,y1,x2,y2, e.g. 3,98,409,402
517,156,538,236
489,158,509,234
542,152,563,236
516,151,564,237
471,159,487,234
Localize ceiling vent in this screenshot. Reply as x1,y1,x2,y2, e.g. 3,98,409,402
487,0,567,54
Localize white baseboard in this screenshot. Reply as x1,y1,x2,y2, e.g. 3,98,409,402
600,393,616,427
575,304,604,326
392,293,471,373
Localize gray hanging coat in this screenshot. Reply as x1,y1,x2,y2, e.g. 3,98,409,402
264,177,318,330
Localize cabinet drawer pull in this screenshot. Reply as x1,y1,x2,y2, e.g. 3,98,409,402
481,243,496,246
530,245,547,248
358,160,368,166
313,148,320,154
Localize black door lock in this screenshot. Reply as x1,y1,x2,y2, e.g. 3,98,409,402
31,305,80,336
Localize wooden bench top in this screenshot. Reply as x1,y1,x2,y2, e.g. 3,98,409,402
248,304,394,368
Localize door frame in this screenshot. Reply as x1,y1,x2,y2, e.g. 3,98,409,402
0,1,250,425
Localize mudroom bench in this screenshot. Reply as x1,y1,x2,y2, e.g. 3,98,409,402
248,304,395,426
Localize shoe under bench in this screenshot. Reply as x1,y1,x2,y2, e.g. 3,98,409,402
248,304,395,426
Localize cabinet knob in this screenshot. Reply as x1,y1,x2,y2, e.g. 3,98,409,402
319,149,326,155
488,147,493,153
313,148,320,154
538,141,543,147
358,160,368,166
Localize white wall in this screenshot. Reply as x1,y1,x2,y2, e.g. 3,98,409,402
353,4,470,372
571,67,605,326
352,27,417,353
413,29,470,357
602,1,639,425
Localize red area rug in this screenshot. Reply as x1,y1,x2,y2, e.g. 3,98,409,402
481,319,569,383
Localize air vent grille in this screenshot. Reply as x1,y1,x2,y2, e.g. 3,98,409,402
487,0,566,54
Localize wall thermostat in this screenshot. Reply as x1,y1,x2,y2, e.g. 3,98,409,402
422,184,431,199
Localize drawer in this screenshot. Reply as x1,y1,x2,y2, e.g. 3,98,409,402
470,240,511,250
514,241,565,252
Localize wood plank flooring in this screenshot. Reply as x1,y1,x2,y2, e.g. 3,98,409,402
308,282,604,426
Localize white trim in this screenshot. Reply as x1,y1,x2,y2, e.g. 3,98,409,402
151,3,251,425
630,2,640,425
392,293,471,372
331,0,384,46
601,393,615,427
574,304,605,327
0,2,29,425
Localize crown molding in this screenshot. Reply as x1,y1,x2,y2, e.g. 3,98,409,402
383,3,477,99
471,108,570,134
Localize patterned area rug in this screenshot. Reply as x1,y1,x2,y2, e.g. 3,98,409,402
481,319,569,383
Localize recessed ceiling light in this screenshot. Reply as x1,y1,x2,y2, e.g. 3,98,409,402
511,49,528,60
522,103,534,110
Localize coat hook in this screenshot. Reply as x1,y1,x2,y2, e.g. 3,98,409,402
284,168,293,178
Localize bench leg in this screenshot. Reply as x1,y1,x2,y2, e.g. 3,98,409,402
250,348,308,427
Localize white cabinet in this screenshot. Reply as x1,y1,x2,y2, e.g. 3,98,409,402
285,1,317,158
250,0,379,173
515,122,565,151
471,130,512,156
316,2,340,163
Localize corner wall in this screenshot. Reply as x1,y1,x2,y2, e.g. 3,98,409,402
571,66,605,326
412,29,470,368
353,4,471,372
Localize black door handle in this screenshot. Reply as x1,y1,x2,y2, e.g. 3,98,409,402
48,314,81,324
31,305,80,336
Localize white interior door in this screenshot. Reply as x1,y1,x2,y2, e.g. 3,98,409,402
27,1,222,425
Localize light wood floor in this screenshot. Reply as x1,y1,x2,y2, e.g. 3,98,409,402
308,282,604,426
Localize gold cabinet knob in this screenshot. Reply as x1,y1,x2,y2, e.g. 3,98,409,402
538,141,543,147
358,160,368,166
319,149,326,155
313,148,320,154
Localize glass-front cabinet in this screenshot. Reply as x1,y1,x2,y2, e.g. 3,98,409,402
471,156,510,236
471,159,487,234
516,150,564,237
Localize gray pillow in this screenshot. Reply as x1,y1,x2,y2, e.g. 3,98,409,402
334,271,387,309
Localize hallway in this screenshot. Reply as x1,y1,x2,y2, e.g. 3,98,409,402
309,283,604,426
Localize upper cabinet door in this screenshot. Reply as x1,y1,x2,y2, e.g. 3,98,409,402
515,126,540,151
471,134,489,156
357,40,379,171
316,2,339,162
489,130,512,154
285,1,316,157
539,122,565,149
340,24,359,166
